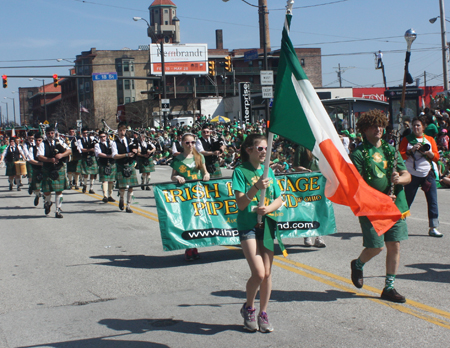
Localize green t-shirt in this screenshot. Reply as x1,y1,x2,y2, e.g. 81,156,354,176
293,145,319,171
0,144,7,155
232,163,281,230
351,141,409,214
170,153,205,180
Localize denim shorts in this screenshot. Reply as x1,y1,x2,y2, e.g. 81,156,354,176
239,227,264,241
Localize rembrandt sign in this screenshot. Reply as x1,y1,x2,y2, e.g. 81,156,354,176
154,172,336,251
150,43,208,75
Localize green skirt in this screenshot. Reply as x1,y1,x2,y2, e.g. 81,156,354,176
41,165,68,193
67,159,80,173
80,157,99,175
138,157,155,173
30,167,43,191
115,162,138,189
5,162,16,176
99,163,117,182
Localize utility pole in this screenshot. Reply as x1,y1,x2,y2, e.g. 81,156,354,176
333,64,355,87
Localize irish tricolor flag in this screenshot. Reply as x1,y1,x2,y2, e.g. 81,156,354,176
270,10,401,235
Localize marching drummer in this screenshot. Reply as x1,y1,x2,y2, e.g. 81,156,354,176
0,137,25,191
37,126,71,218
27,133,44,206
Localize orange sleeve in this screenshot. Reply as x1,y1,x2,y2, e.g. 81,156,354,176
399,137,409,160
425,135,440,162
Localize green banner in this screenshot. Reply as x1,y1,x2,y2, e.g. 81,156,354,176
154,172,336,251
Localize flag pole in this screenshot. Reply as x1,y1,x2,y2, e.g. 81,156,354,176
257,130,274,226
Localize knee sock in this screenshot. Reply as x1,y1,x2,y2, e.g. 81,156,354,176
141,174,144,185
102,182,108,197
74,174,79,186
119,190,125,200
126,191,132,207
385,274,396,290
355,258,365,270
68,173,73,183
89,178,94,190
34,190,40,197
55,194,63,212
44,194,51,204
108,182,114,197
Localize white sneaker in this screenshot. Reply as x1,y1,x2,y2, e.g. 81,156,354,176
314,236,326,248
304,237,313,247
429,228,443,238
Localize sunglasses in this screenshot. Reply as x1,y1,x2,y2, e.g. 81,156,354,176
100,135,106,138
184,141,196,145
254,146,267,152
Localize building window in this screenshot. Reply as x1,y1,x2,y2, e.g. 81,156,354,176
249,76,254,83
124,62,129,72
125,97,130,104
165,21,168,25
165,9,168,13
130,62,134,72
125,80,130,90
165,36,170,43
258,61,263,68
132,80,135,89
118,97,124,104
248,61,253,67
85,82,90,92
132,97,135,102
118,79,123,90
301,58,305,67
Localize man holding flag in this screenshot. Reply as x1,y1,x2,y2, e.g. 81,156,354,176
350,110,411,303
268,1,409,302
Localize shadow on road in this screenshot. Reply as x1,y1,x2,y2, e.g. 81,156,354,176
397,263,450,284
210,289,360,303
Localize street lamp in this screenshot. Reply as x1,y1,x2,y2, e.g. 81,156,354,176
1,101,9,124
29,78,47,121
222,0,271,122
429,0,449,91
133,16,168,127
4,97,16,125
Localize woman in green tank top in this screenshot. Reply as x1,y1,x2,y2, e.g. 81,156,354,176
171,133,210,261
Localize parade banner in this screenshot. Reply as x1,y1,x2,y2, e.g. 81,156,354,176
154,172,336,251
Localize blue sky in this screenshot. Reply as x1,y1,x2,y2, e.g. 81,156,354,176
0,0,447,122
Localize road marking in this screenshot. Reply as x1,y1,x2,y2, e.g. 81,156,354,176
78,191,450,329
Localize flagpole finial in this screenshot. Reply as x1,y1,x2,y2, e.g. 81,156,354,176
286,0,294,14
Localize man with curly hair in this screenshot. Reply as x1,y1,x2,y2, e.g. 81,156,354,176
350,109,411,303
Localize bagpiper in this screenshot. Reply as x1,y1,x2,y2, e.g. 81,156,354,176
67,127,82,190
26,132,44,206
137,132,156,190
95,130,117,203
111,122,138,213
0,137,25,191
36,126,71,218
77,128,99,194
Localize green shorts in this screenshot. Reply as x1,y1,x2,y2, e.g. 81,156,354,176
359,217,408,249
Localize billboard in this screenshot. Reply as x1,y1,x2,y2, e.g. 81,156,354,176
239,82,251,124
150,43,208,75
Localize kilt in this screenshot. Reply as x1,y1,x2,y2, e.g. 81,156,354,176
5,161,16,176
80,157,99,175
138,157,155,173
67,159,80,173
41,165,68,193
99,163,117,182
26,162,33,178
115,162,138,189
30,167,42,191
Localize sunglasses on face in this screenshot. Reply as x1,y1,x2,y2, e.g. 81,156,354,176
184,141,196,145
254,146,267,152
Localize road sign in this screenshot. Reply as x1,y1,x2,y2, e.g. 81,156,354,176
92,72,118,81
260,71,274,85
244,49,259,62
161,99,170,112
262,86,273,99
76,120,82,128
43,120,49,125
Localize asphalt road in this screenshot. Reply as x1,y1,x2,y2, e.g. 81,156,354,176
0,166,449,348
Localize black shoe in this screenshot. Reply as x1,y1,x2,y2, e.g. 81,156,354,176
126,207,133,213
44,201,53,215
146,186,151,191
89,189,95,194
28,186,33,195
119,199,124,211
351,259,363,289
74,186,79,190
141,185,145,190
381,288,406,303
55,211,63,219
17,186,21,191
102,196,108,203
9,184,12,191
34,195,39,207
107,197,116,202
82,185,87,193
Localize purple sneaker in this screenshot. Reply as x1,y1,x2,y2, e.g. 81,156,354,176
258,311,274,333
240,303,258,331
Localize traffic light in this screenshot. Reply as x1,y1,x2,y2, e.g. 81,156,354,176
53,74,59,87
2,75,7,88
208,61,216,76
224,56,232,72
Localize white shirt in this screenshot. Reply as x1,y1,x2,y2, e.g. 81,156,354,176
404,137,434,178
94,141,110,157
37,139,69,157
111,137,129,157
195,137,210,153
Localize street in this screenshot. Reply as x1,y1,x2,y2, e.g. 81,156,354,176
0,166,449,347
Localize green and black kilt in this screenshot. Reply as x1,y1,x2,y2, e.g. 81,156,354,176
115,162,138,189
26,162,33,179
80,157,99,175
99,163,117,182
138,156,155,173
5,161,16,176
41,166,68,193
30,167,43,191
67,159,80,173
